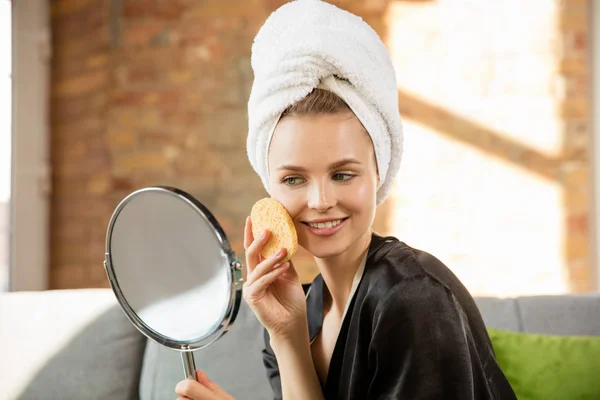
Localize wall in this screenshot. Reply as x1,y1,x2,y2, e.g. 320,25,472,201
10,0,51,291
49,0,387,288
385,0,591,295
50,0,592,294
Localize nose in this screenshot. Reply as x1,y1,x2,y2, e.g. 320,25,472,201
307,180,335,212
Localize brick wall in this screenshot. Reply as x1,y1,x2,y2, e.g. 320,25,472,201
560,0,591,292
51,1,112,288
49,0,386,288
50,0,592,293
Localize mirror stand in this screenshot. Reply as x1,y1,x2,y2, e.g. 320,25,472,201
181,347,197,380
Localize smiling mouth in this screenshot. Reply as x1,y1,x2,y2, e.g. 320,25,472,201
302,217,349,229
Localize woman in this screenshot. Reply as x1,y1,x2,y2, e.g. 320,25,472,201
176,1,517,399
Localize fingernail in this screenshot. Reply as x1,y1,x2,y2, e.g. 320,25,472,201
275,248,284,257
261,230,268,239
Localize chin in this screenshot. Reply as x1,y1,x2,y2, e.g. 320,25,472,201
297,234,352,260
302,244,345,260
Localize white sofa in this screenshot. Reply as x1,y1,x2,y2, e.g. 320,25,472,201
1,288,599,400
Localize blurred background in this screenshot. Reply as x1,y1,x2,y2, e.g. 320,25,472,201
1,0,597,297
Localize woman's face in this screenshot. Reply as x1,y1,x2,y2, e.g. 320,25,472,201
268,112,379,259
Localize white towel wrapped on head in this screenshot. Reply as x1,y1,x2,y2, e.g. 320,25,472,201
246,0,403,205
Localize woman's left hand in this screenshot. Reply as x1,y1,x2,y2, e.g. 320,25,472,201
175,370,235,400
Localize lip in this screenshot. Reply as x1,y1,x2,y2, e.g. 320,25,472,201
303,217,348,224
301,217,348,237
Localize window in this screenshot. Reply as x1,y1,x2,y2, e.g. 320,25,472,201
0,0,11,292
9,0,50,291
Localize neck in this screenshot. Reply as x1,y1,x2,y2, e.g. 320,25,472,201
314,230,372,316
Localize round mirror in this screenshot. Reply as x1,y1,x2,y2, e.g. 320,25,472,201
103,186,243,380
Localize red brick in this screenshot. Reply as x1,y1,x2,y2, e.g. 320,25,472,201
559,97,588,118
125,64,159,86
53,242,92,265
122,0,193,20
89,262,111,288
107,129,137,150
88,217,113,243
112,47,187,71
54,153,110,177
122,20,168,47
110,89,181,107
50,264,88,289
112,151,170,174
52,93,107,121
52,70,108,98
559,57,587,75
51,0,98,18
110,109,161,130
87,174,112,195
559,14,586,30
138,130,185,148
573,31,587,51
53,197,108,220
52,8,107,38
54,29,107,61
111,177,135,192
54,220,89,243
567,213,589,235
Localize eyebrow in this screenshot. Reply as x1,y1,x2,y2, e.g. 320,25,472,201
277,157,362,172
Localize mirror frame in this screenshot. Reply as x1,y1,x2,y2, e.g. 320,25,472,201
103,186,244,352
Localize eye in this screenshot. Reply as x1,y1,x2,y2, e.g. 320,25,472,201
282,176,305,186
332,173,356,182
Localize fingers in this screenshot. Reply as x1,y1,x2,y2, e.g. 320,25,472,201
245,248,288,287
196,369,211,385
279,259,299,281
196,371,235,400
245,228,271,274
175,378,220,400
243,262,291,303
243,217,253,251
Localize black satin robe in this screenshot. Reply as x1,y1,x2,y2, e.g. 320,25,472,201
262,233,517,400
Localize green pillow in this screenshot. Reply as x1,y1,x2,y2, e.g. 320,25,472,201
487,328,600,400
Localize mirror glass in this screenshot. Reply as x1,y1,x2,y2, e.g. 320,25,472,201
105,187,239,347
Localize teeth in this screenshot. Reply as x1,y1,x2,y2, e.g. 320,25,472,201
309,219,343,229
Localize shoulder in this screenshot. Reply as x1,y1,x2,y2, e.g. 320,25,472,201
365,234,468,317
372,274,458,323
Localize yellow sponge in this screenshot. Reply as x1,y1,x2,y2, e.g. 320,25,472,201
250,198,298,263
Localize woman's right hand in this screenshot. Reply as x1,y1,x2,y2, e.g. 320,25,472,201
242,217,308,339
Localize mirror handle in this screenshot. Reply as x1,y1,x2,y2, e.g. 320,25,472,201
181,347,198,381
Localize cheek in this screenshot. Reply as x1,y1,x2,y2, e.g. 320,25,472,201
269,184,305,220
345,177,377,210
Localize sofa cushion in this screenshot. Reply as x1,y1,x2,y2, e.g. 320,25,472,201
474,297,521,332
488,328,600,400
139,301,272,400
516,294,600,336
0,289,146,400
